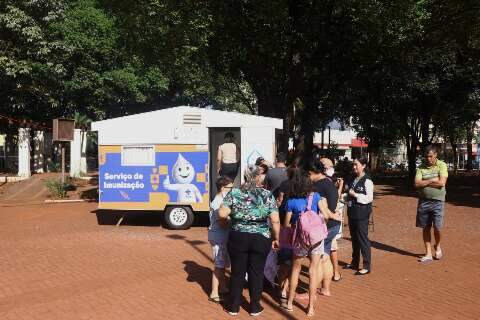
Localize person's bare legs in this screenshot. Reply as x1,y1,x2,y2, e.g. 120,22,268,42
307,254,322,317
281,278,290,299
320,255,333,296
210,267,226,299
278,265,290,298
286,256,303,311
331,250,341,280
422,226,433,258
434,228,442,257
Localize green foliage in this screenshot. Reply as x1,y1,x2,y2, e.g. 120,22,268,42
45,178,73,199
0,0,252,130
54,0,171,119
74,112,91,130
1,0,479,179
0,0,67,131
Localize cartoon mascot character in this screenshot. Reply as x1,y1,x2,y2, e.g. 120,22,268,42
163,153,203,203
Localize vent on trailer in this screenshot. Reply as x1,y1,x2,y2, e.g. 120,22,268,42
183,113,202,125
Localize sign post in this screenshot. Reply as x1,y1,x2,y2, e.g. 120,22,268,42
53,119,75,183
61,144,66,183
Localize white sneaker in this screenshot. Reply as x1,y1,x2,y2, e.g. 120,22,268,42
224,307,239,316
250,307,264,317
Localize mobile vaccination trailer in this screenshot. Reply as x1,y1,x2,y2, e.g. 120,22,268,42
91,106,283,229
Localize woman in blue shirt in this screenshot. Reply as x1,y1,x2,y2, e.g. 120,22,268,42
282,168,340,317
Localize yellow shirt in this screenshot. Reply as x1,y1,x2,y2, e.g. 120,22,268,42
415,160,448,201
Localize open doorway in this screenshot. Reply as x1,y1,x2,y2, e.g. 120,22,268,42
209,128,241,199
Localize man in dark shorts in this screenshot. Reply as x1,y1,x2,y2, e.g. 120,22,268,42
415,145,448,263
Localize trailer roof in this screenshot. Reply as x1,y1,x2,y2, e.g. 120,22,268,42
91,106,283,145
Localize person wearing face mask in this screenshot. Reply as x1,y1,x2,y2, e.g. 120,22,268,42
320,158,344,282
208,176,234,303
320,158,344,197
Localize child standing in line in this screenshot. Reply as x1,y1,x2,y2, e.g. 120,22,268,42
208,176,234,303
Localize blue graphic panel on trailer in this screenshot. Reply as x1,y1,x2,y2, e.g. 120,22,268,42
99,151,208,203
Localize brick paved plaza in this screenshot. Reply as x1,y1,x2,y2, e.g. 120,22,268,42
0,176,479,319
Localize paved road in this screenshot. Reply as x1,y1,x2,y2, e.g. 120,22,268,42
0,180,479,319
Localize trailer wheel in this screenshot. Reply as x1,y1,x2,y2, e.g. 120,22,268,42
164,206,194,230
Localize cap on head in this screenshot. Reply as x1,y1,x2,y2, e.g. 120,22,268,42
320,157,334,168
307,159,326,174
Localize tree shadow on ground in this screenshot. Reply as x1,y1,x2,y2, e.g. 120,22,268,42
343,237,421,258
373,174,480,208
262,279,307,316
183,260,212,296
373,176,417,198
174,235,298,319
166,234,211,262
445,174,480,208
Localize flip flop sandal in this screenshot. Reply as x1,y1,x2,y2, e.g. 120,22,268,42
208,296,223,303
434,246,443,260
280,303,293,313
317,289,331,296
418,256,433,263
332,274,343,282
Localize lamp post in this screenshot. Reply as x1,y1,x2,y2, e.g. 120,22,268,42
328,126,331,149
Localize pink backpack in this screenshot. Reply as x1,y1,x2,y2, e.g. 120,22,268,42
292,193,328,251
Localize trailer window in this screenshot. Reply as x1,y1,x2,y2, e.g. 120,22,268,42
121,146,155,166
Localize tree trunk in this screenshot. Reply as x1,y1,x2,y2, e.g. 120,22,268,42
295,102,315,163
256,95,280,118
405,134,419,186
368,148,380,173
407,149,417,185
420,112,431,148
451,142,458,175
278,119,290,154
321,128,325,150
466,123,474,171
257,93,291,154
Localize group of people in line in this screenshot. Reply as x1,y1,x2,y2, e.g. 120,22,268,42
208,132,447,317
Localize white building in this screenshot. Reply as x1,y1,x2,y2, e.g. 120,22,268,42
314,120,368,159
